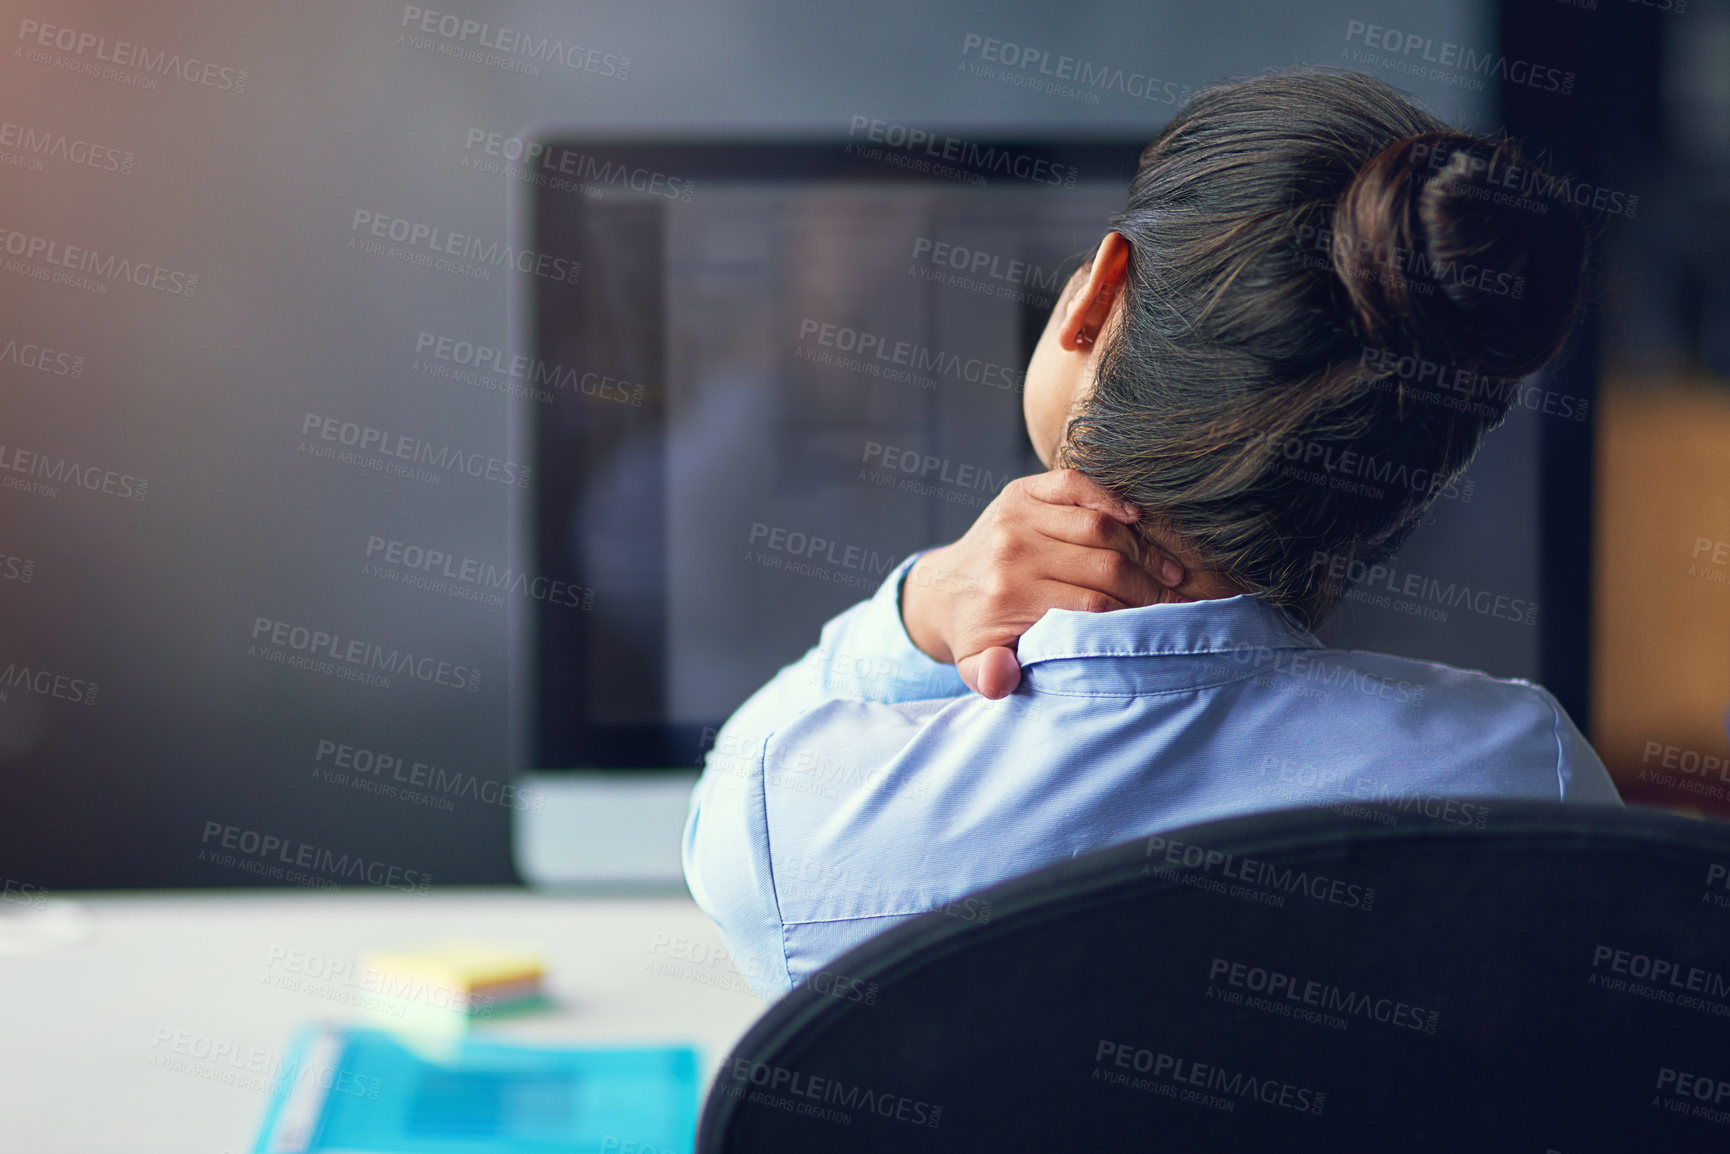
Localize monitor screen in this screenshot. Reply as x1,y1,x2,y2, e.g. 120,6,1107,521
516,141,1138,770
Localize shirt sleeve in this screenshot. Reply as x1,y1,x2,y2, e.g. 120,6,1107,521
801,549,970,705
681,550,967,998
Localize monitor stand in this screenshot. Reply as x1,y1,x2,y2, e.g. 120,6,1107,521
513,771,700,888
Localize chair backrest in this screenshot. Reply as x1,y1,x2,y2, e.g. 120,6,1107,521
698,801,1730,1153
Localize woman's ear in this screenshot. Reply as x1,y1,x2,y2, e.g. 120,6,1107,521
1058,232,1131,352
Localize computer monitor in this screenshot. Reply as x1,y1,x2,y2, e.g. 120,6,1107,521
507,134,1561,884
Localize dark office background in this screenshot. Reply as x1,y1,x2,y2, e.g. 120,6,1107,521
0,0,1723,889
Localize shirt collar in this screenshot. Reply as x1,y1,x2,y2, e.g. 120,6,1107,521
1014,595,1322,694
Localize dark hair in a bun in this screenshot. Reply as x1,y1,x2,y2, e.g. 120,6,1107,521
1332,131,1589,380
1060,69,1590,629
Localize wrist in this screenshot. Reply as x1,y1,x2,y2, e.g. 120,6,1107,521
901,550,955,665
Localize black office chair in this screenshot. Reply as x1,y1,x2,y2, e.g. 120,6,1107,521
698,800,1730,1152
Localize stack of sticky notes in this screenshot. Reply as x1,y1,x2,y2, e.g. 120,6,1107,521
359,941,548,1035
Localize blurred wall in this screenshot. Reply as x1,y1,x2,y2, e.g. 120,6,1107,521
0,0,1491,888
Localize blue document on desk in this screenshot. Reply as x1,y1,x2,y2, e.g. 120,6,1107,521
250,1026,699,1153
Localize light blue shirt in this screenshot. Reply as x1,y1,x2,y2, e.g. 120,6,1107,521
682,551,1622,999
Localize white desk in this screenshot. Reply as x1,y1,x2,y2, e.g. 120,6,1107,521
0,890,768,1153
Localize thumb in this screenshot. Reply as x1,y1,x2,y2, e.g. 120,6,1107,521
956,646,1022,700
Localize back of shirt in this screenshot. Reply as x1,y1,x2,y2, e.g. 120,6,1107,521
683,553,1622,998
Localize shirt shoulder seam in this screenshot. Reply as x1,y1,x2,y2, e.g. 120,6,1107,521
756,729,794,985
1533,683,1569,801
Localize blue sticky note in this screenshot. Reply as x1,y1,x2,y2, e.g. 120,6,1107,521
251,1026,698,1154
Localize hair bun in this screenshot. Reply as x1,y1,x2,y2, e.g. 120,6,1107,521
1329,131,1589,380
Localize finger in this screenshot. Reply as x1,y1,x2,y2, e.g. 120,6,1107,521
1020,468,1141,523
1020,500,1142,551
1016,506,1179,594
1021,501,1188,589
1050,549,1171,609
1144,545,1187,588
1030,579,1132,615
957,646,1022,699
